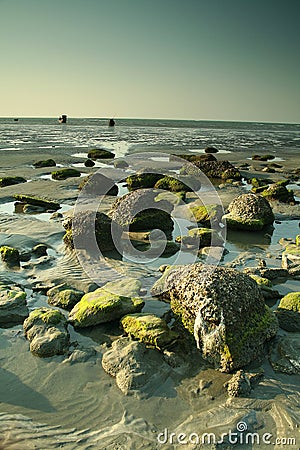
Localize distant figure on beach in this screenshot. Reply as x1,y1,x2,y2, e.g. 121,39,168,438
58,114,67,123
109,118,115,127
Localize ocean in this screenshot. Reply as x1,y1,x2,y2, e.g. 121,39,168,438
1,117,300,157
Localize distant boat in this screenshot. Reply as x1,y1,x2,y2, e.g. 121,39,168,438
58,114,67,123
109,118,115,127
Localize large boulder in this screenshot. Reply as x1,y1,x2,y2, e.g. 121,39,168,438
78,173,118,196
0,285,29,325
222,193,274,231
151,263,278,372
23,308,70,357
68,287,144,328
181,159,241,181
109,189,174,236
63,210,122,253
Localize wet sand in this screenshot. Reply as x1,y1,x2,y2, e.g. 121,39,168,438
0,146,299,449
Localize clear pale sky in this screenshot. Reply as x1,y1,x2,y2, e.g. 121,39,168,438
0,0,299,122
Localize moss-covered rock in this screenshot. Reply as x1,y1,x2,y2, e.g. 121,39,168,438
0,176,27,188
13,194,60,210
47,284,84,311
181,159,241,181
278,292,300,312
78,173,118,196
126,172,164,190
252,154,275,161
63,210,122,253
68,288,144,327
87,149,115,159
176,227,223,249
120,313,178,349
151,263,278,372
33,159,56,168
23,307,70,357
0,285,28,325
154,175,200,192
249,274,273,288
261,181,295,203
188,204,223,227
269,335,300,374
0,246,20,268
51,168,81,180
222,193,274,231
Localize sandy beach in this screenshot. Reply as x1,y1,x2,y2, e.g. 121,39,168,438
0,123,300,449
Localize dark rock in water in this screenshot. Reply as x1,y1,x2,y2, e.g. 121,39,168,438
114,159,129,169
0,176,27,188
68,288,144,327
101,337,174,396
0,285,29,325
63,210,122,253
23,308,70,357
261,180,295,204
47,284,84,311
120,313,179,350
51,168,81,180
225,370,251,397
87,149,115,159
33,159,56,168
252,154,275,161
205,146,219,154
0,246,20,268
275,292,300,332
269,335,300,374
223,193,274,231
78,173,118,196
181,159,241,181
84,159,95,167
109,189,174,236
13,194,60,211
32,244,48,257
151,263,278,372
126,172,164,190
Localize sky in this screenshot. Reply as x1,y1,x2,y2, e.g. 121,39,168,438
0,0,299,123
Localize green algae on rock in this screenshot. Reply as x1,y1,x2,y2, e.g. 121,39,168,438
0,246,20,268
188,204,223,227
0,285,28,325
47,284,84,311
68,288,145,327
23,307,70,357
278,292,300,312
33,159,56,168
126,172,164,190
87,149,115,159
176,227,224,249
154,175,200,192
151,263,278,373
0,176,27,187
222,193,274,231
51,168,81,180
261,180,295,204
13,194,60,210
120,313,179,349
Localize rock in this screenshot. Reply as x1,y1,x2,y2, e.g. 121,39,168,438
175,227,224,249
114,159,129,169
275,292,300,332
249,274,281,300
0,176,27,187
204,146,219,153
47,284,84,311
0,285,29,325
181,159,241,181
120,313,179,349
87,149,115,159
225,370,251,397
109,189,174,236
269,335,300,374
154,175,201,192
68,286,144,327
23,204,46,214
188,204,223,227
222,193,274,231
51,168,81,180
278,292,300,312
261,181,295,203
13,194,60,211
252,154,275,161
23,308,70,357
78,173,118,196
33,159,56,168
126,172,164,190
101,337,173,396
151,263,278,372
0,246,20,268
63,210,122,253
32,244,48,257
84,159,95,167
171,153,217,162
